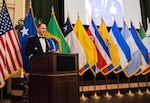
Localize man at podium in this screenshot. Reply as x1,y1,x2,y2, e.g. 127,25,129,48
26,22,58,59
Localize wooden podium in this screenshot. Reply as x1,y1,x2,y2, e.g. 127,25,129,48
29,52,79,103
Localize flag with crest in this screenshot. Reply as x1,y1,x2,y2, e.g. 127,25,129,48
74,17,98,73
98,19,120,75
87,19,114,75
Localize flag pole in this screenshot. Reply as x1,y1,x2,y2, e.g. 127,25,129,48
29,0,32,6
103,75,112,98
52,6,54,14
136,76,144,95
91,75,100,99
22,77,29,102
126,77,134,96
80,75,88,101
147,17,149,28
0,88,6,103
145,74,150,94
115,73,123,97
0,89,3,102
78,11,87,100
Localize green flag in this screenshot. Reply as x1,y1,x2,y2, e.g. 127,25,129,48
46,13,70,53
139,23,146,39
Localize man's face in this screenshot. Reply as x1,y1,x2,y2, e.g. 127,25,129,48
37,24,47,36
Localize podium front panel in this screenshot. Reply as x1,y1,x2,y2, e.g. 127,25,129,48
29,74,79,103
29,53,78,74
29,53,52,73
29,52,79,103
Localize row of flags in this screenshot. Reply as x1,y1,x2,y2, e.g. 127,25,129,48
62,16,150,78
1,0,150,88
48,12,150,77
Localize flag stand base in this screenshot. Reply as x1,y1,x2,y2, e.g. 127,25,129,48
136,89,144,95
103,91,112,98
91,92,100,99
126,90,134,96
80,93,88,101
115,90,124,97
145,88,150,94
0,100,10,103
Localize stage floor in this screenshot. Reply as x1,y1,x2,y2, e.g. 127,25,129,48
1,92,150,103
80,92,150,103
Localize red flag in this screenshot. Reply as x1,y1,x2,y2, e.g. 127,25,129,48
0,0,23,88
87,20,112,74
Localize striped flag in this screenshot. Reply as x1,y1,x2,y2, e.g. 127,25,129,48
139,23,150,56
143,21,150,75
74,17,98,73
0,0,23,88
98,19,120,74
109,21,131,74
138,23,150,75
87,19,113,74
62,16,87,75
121,21,141,78
130,22,149,75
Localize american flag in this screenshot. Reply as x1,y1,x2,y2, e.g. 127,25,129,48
0,0,23,88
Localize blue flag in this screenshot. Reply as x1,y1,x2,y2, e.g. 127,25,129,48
18,7,37,73
47,38,59,51
130,22,150,75
109,21,131,73
130,23,149,64
121,21,141,77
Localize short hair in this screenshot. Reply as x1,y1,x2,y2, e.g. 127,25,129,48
37,22,45,28
35,18,46,28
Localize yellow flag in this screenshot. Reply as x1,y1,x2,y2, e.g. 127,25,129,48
74,17,98,68
98,19,120,69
